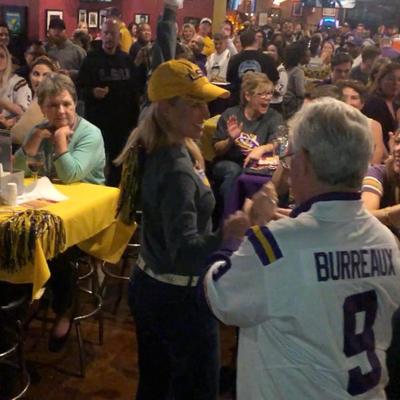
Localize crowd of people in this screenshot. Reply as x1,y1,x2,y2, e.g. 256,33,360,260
2,0,400,398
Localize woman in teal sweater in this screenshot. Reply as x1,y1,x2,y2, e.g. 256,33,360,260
14,73,105,184
13,73,105,352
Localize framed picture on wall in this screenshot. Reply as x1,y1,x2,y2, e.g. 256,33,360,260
183,16,201,27
78,9,87,25
88,11,99,28
291,2,303,17
46,10,64,31
135,14,150,25
3,6,27,36
268,8,281,21
99,9,108,27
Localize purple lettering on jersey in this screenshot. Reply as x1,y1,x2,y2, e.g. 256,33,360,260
343,290,381,395
383,249,395,276
315,248,395,282
360,249,370,278
315,252,329,281
329,252,340,280
350,251,361,278
340,251,351,279
370,250,381,277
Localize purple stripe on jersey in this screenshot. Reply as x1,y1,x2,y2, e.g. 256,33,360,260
361,164,385,196
260,226,283,259
246,228,270,266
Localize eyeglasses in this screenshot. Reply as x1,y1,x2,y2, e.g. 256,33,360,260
254,91,273,98
279,151,294,169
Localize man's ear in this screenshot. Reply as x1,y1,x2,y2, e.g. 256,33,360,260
298,148,311,176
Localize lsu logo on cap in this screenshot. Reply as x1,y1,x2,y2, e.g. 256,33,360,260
187,67,204,81
246,226,283,266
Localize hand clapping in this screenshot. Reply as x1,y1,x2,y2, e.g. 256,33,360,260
226,115,243,141
245,181,279,226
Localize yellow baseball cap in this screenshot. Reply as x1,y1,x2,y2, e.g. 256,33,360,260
148,59,230,102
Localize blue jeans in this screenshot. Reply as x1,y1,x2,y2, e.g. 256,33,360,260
128,267,219,400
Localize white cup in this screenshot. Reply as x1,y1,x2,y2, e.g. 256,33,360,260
6,182,17,206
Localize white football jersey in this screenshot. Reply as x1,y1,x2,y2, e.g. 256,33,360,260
205,194,400,399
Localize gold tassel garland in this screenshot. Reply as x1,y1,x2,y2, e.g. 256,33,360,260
0,209,66,273
116,146,143,225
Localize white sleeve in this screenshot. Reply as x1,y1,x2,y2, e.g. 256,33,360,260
227,38,238,56
204,229,283,328
276,69,288,97
13,80,32,112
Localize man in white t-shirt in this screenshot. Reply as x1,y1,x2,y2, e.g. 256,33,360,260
202,98,400,399
206,32,231,82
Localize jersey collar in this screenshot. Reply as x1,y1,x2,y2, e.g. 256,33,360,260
290,192,361,218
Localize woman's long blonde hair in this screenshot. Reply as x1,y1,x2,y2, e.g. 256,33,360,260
115,98,205,224
0,44,12,89
115,99,204,170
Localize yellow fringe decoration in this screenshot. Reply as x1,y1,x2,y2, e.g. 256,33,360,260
0,209,66,273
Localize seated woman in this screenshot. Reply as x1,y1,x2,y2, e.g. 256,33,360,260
303,38,332,81
14,73,105,184
0,44,32,129
11,56,58,145
361,130,400,236
363,62,400,151
212,71,283,207
13,73,105,351
337,79,386,164
265,43,288,114
180,22,196,46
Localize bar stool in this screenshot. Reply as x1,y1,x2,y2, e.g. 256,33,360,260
0,290,30,399
99,243,140,314
73,256,104,377
100,211,141,314
34,256,103,377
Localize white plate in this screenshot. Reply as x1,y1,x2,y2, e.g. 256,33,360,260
211,81,230,86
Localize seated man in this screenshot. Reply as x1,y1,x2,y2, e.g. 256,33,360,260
321,52,353,85
212,71,282,208
14,73,105,352
203,97,400,399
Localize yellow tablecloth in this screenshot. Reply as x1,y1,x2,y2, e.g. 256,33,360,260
200,115,220,162
0,182,136,299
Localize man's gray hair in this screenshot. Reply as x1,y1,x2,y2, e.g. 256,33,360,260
289,97,373,189
36,73,77,106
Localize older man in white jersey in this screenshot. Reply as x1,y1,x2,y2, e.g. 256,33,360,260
203,98,400,400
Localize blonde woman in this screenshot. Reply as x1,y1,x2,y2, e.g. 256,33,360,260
116,59,247,399
212,71,283,205
0,44,32,128
180,22,196,46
